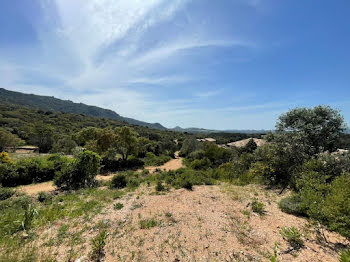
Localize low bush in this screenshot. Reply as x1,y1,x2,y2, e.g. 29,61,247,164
0,155,69,187
322,174,350,238
190,157,211,170
0,187,15,201
144,152,171,166
110,174,127,189
158,168,215,189
54,150,101,190
155,180,165,191
279,194,304,216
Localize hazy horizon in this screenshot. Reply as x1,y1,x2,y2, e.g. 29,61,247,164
1,0,350,130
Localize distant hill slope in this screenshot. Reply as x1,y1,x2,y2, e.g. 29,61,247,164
0,88,166,130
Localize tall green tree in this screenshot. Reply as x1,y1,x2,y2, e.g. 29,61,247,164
0,128,24,151
29,124,54,153
276,106,346,154
114,126,138,160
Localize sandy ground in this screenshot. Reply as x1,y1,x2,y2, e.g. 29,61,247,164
35,184,349,262
17,181,56,195
18,153,184,195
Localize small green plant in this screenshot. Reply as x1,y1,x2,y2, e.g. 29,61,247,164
139,218,159,229
91,230,108,261
280,226,304,250
113,202,124,210
269,242,279,262
156,180,165,191
251,198,266,215
22,203,38,231
339,249,350,262
37,191,52,202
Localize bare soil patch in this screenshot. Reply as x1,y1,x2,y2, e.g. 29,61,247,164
18,181,56,195
35,184,349,261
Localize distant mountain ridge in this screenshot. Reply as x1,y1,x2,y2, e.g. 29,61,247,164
171,126,269,134
0,88,166,130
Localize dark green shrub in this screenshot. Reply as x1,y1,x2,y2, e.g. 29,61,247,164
0,163,17,187
239,139,258,154
155,180,165,191
0,187,15,201
187,150,205,161
54,150,101,190
322,174,350,238
110,174,127,189
144,152,171,166
203,143,232,167
37,192,52,203
190,157,211,170
280,226,304,250
181,180,193,190
279,195,304,216
127,176,141,189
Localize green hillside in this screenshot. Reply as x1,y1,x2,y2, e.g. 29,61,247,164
0,88,166,130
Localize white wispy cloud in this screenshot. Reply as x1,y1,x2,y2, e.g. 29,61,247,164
1,0,265,128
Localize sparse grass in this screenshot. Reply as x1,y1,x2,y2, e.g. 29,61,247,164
165,212,177,224
280,226,304,250
0,188,116,261
139,218,159,229
242,209,252,218
269,242,279,262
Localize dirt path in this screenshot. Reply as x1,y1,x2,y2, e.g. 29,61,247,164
18,152,184,195
142,151,183,174
18,181,56,195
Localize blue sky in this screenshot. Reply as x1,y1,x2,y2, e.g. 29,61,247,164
1,0,349,130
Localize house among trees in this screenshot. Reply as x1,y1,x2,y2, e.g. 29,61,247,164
4,146,39,154
227,138,266,148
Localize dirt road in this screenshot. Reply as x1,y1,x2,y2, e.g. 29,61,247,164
18,152,184,195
